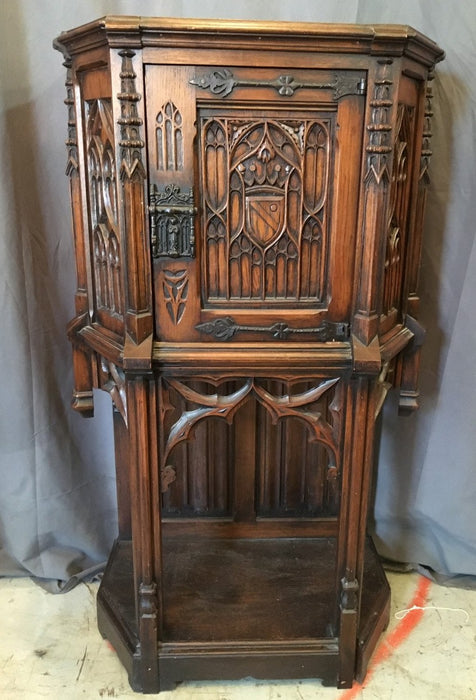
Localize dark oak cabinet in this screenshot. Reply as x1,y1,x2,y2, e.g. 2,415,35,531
54,17,443,692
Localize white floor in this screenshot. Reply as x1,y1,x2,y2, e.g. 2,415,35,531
1,571,475,699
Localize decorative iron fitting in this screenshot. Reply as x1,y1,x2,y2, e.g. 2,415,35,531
190,69,366,100
196,317,350,341
138,582,158,619
340,576,359,613
149,184,196,259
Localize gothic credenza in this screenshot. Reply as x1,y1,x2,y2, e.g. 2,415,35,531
54,17,443,692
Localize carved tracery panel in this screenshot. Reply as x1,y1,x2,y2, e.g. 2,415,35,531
156,101,183,171
201,116,333,305
86,99,123,317
382,103,415,320
160,377,343,518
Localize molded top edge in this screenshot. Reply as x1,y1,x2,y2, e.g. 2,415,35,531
53,15,444,63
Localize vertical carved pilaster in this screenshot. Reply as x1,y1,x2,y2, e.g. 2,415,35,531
64,59,78,178
64,59,94,416
127,375,160,691
336,378,377,687
407,70,435,314
117,49,152,344
419,71,435,188
365,61,394,184
118,50,145,170
65,57,89,315
398,71,435,414
354,59,395,345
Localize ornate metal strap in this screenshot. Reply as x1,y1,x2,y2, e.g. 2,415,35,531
196,317,349,341
190,69,366,100
149,184,196,258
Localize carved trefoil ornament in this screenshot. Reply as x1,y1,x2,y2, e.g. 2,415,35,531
162,269,189,324
149,184,196,258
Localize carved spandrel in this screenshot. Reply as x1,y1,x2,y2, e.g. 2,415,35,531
99,357,127,426
159,377,342,499
202,117,333,304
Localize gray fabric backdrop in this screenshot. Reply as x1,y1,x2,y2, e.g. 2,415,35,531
1,0,475,586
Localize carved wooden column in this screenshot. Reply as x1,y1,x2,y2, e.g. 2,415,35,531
397,72,435,414
353,58,398,346
336,375,380,687
63,58,95,416
125,370,161,692
115,48,153,345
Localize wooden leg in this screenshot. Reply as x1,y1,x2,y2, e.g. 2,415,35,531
127,375,161,693
71,342,95,416
112,407,132,539
336,377,378,687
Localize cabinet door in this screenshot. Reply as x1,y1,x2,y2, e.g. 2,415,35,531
145,62,366,343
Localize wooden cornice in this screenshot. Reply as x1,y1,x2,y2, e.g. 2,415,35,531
53,16,444,66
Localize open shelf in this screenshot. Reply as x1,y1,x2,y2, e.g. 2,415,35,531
97,534,389,690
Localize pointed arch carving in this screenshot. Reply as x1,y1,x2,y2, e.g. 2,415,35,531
201,116,332,304
86,98,123,318
382,103,415,319
160,377,342,497
156,100,184,171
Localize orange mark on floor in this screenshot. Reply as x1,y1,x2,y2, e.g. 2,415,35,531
338,574,432,700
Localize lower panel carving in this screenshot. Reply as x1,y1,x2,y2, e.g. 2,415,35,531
160,377,343,519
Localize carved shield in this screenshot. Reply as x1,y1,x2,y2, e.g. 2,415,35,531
245,194,285,248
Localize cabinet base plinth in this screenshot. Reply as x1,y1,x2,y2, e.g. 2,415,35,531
97,536,389,693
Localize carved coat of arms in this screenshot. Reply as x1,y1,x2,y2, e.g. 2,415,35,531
245,193,285,248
